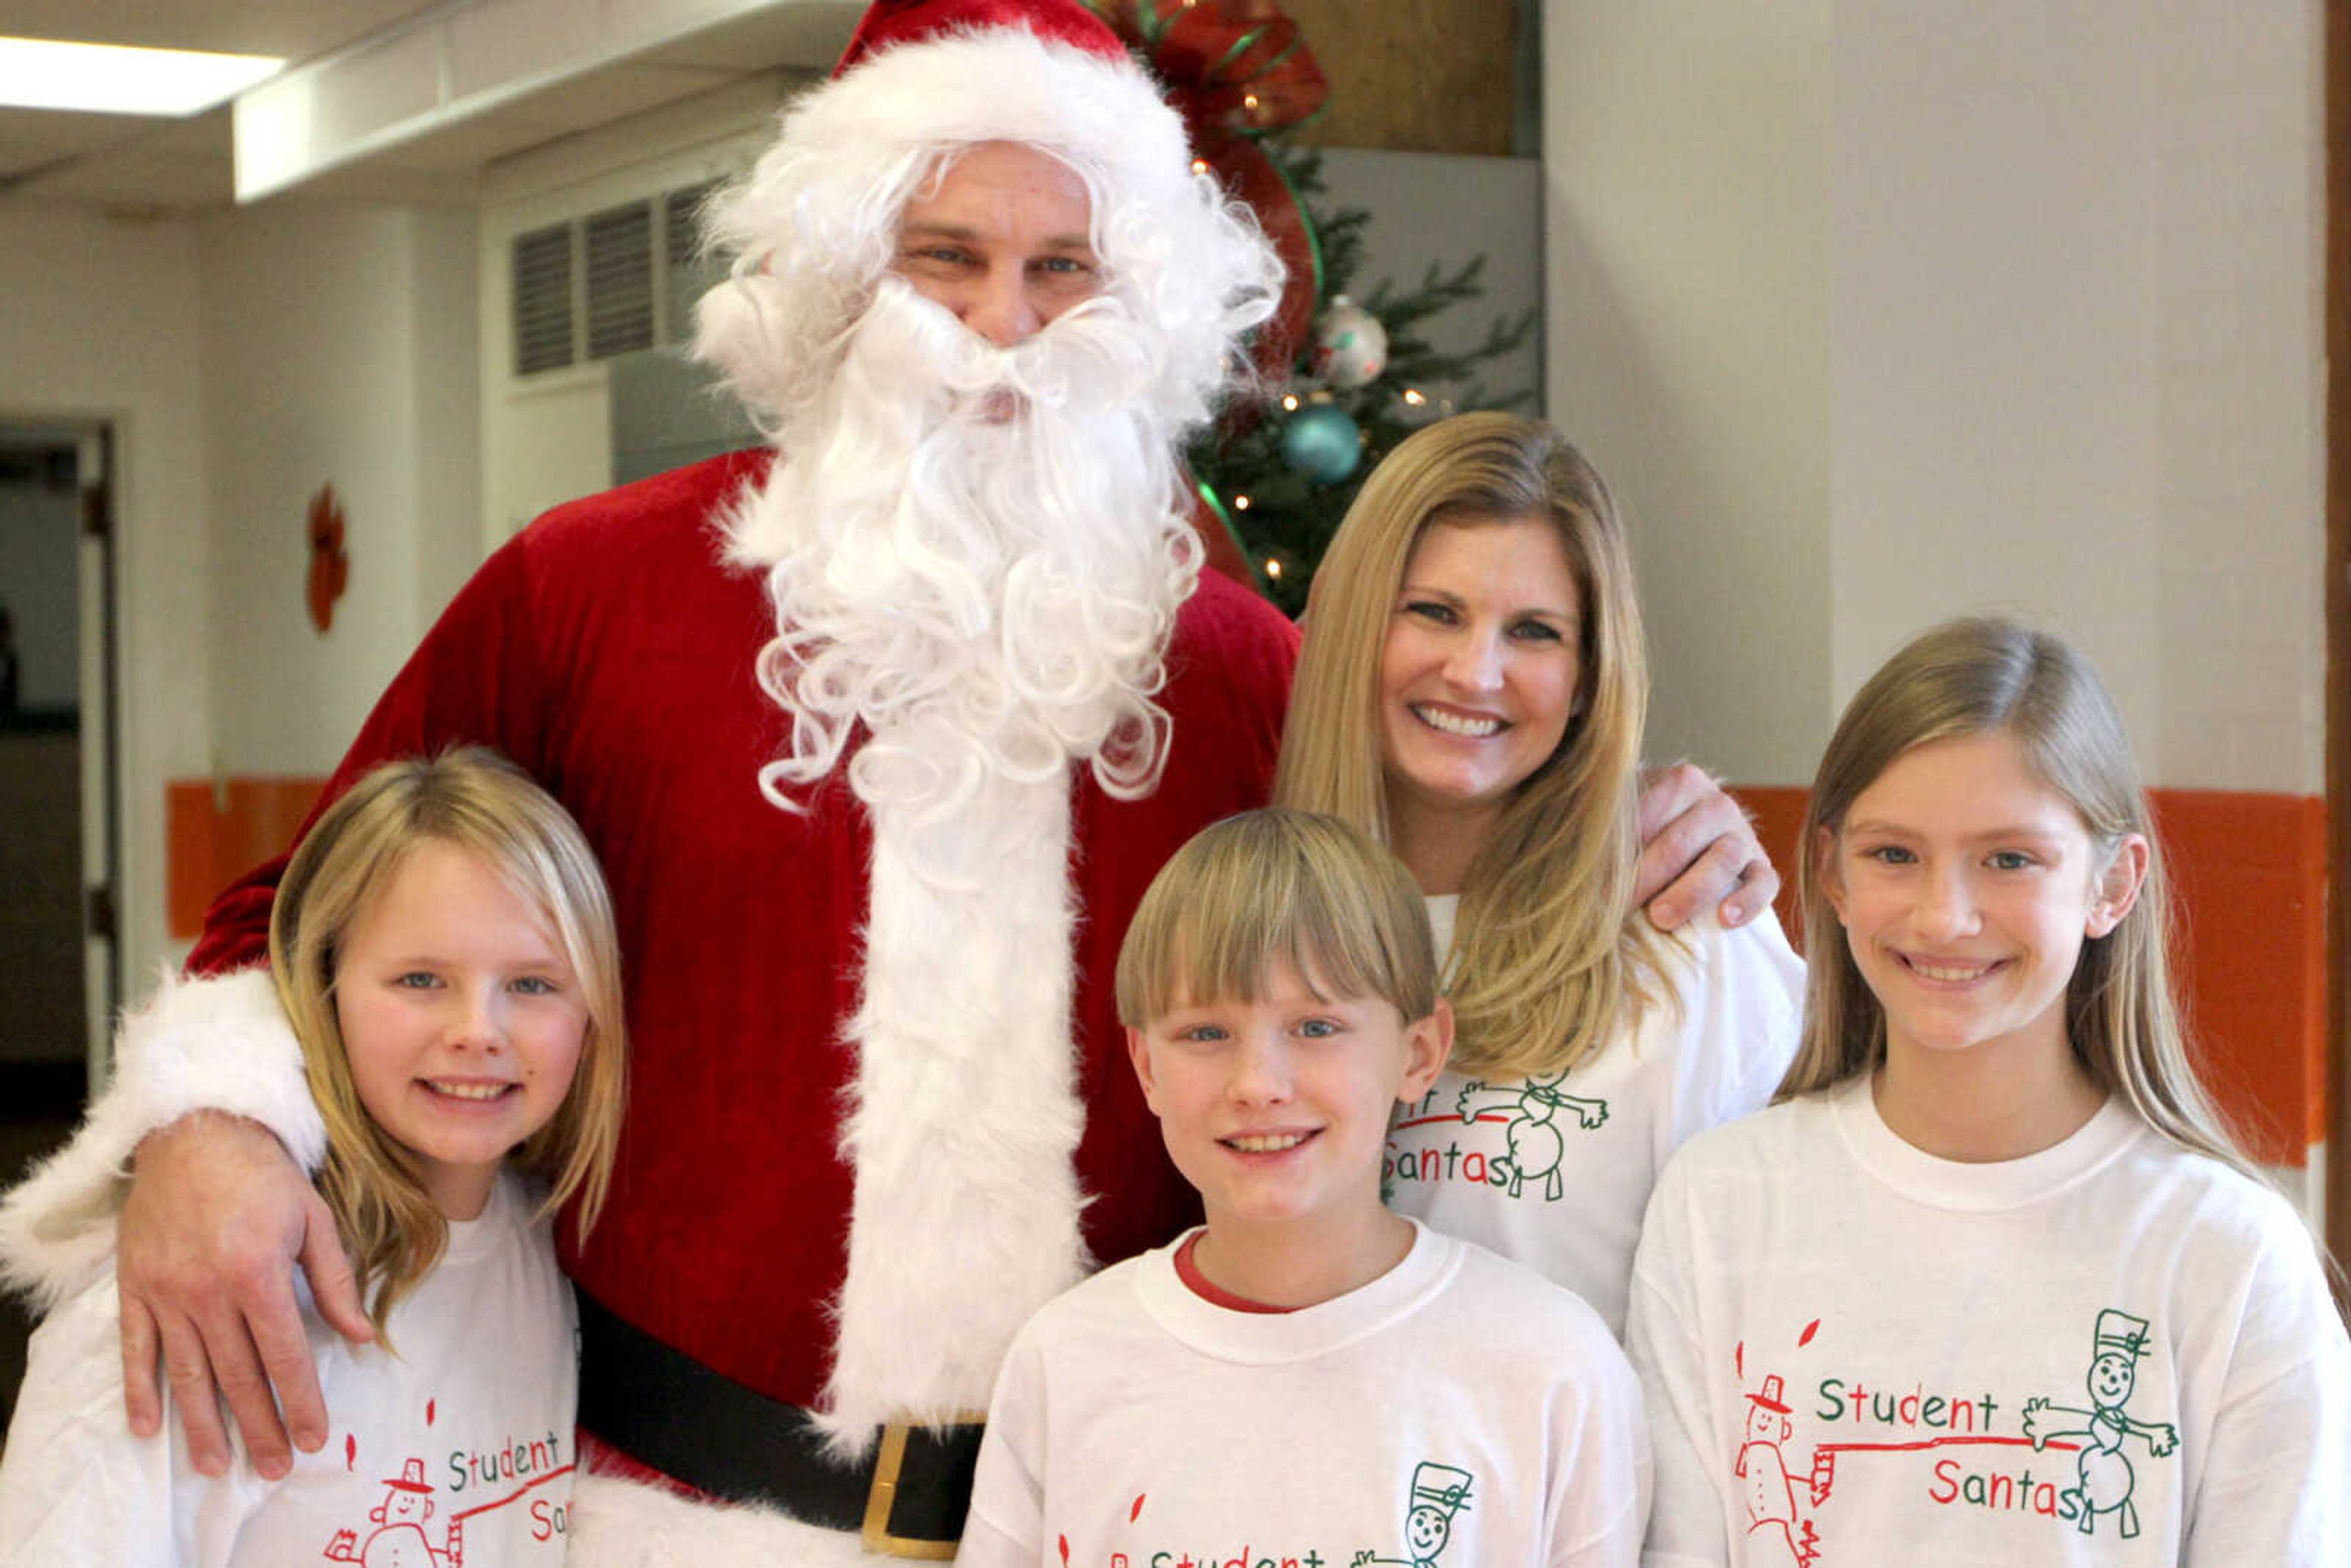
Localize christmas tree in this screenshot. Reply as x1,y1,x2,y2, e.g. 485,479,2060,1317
1186,143,1537,615
1085,0,1537,616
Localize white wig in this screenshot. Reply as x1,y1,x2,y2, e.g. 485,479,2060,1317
693,25,1281,449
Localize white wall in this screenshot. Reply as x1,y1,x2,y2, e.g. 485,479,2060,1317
0,206,211,988
198,204,481,776
1545,0,2323,797
1541,0,1832,782
1830,0,2322,794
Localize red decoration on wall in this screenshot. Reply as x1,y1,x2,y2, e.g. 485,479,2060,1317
307,483,349,634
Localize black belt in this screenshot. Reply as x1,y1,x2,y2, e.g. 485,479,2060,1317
575,1288,983,1558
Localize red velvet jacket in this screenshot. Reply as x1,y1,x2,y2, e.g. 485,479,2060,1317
189,449,1299,1424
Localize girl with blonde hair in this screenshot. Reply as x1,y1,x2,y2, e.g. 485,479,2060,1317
0,748,627,1564
1277,411,1804,1337
1627,618,2346,1564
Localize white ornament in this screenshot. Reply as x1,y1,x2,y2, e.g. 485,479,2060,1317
1310,295,1388,389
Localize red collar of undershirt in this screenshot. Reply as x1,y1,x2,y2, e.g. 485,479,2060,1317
1172,1230,1296,1314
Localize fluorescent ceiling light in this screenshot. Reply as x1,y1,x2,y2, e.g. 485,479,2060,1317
0,36,284,116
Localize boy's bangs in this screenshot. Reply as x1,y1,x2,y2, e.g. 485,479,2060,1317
1161,883,1400,1015
1116,808,1437,1028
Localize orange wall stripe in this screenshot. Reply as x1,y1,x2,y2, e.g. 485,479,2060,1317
165,776,328,940
1731,784,2325,1169
162,775,2323,1168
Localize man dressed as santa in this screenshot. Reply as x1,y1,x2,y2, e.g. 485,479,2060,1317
0,1,1768,1561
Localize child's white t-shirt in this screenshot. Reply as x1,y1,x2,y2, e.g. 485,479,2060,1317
961,1218,1652,1568
1626,1076,2349,1566
1387,900,1803,1338
0,1170,579,1567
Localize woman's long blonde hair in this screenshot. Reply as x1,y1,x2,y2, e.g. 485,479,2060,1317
1275,413,1670,1079
268,749,629,1339
1784,617,2254,1177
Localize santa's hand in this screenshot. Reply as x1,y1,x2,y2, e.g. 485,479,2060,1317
1634,762,1779,931
118,1111,372,1478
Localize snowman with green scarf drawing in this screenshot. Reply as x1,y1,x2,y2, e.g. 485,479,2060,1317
2023,1309,2178,1539
1455,1073,1606,1201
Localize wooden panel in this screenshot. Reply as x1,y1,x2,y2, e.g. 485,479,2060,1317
1731,784,2326,1169
1284,0,1518,155
164,776,328,940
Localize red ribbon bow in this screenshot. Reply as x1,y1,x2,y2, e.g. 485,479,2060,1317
1086,0,1327,377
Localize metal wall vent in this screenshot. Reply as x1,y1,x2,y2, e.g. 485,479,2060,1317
584,200,654,360
511,222,576,376
508,181,727,380
664,180,722,347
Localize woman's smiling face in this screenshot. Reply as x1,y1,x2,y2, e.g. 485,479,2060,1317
1377,513,1584,836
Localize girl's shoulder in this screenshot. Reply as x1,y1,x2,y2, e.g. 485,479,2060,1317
2110,1132,2330,1270
1652,1087,1826,1183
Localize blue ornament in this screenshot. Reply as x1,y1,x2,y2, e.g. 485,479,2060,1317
1280,404,1362,483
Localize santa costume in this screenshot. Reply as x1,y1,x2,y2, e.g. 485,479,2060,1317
0,2,1296,1562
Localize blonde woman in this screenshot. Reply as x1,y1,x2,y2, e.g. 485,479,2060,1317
1277,412,1803,1337
0,750,627,1564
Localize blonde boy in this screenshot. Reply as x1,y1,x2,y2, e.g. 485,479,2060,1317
961,809,1651,1568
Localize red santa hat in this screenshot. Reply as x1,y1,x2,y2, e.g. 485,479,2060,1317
782,0,1190,195
834,0,1128,74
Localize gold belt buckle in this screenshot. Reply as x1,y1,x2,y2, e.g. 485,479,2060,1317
861,1414,983,1560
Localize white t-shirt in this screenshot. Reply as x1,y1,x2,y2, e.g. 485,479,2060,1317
0,1171,579,1567
1387,902,1802,1337
962,1220,1652,1568
1625,1076,2349,1567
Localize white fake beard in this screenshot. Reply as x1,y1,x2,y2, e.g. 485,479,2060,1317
719,279,1203,1454
727,276,1202,864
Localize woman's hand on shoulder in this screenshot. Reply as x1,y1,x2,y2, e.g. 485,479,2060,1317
1633,762,1780,931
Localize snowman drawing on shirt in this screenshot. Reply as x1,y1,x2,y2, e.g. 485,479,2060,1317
1455,1073,1607,1201
1351,1461,1475,1568
2023,1309,2178,1540
323,1456,460,1567
1733,1374,1821,1567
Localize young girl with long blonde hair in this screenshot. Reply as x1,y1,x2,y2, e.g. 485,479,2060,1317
1627,617,2346,1564
0,749,628,1565
1277,411,1803,1337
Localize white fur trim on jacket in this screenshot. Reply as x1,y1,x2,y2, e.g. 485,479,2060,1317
0,966,324,1313
569,1471,882,1568
819,770,1090,1455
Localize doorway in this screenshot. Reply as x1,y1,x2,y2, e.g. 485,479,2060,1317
0,418,118,1085
0,415,116,1427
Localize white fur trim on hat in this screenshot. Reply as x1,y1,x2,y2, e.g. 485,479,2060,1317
791,26,1188,192
0,966,324,1311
